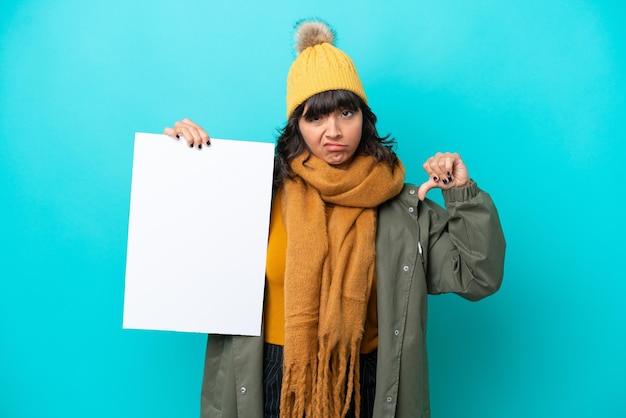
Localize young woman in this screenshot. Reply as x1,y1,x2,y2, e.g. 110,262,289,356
164,20,505,418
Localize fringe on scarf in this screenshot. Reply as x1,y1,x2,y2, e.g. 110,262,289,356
281,337,362,418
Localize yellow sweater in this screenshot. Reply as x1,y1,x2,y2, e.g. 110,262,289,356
264,188,378,354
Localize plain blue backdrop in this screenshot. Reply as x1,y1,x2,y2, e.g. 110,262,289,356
1,1,624,417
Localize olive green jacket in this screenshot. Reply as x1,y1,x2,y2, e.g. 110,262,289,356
200,181,506,417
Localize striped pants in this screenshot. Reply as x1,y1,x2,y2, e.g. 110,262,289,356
263,343,377,418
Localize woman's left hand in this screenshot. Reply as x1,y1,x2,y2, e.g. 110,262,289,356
417,152,470,200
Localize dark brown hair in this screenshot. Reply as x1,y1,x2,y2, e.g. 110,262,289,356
274,89,398,189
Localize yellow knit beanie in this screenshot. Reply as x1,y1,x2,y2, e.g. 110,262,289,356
285,20,367,119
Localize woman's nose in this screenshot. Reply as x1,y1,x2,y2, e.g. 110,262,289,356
325,115,342,138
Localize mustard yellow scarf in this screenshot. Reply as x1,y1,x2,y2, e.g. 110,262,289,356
280,152,405,417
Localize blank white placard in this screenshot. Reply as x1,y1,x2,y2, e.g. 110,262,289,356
123,133,275,335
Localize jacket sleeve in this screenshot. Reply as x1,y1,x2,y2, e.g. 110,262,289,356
421,180,506,301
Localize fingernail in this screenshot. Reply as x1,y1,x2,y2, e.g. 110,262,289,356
433,176,439,182
447,176,452,182
176,134,180,139
442,179,448,185
447,171,451,176
206,140,211,146
198,144,202,149
189,143,194,148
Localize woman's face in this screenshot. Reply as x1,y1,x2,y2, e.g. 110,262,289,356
298,105,363,169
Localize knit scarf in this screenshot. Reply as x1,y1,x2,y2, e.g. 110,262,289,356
280,152,405,418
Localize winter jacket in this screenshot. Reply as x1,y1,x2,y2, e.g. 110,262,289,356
200,181,506,417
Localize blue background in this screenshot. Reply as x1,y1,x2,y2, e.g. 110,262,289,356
1,1,624,417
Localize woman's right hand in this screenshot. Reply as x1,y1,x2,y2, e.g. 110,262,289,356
163,118,211,149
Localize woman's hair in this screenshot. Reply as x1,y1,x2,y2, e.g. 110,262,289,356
274,89,398,189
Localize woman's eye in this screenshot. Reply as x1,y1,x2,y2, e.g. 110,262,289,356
341,110,354,117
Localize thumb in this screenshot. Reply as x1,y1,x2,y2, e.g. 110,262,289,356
417,179,438,201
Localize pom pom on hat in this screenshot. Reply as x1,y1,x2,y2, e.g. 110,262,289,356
285,19,367,119
294,20,335,54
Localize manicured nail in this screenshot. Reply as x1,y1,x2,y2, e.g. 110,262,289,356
433,176,439,182
206,140,211,146
447,176,452,182
442,179,448,185
176,134,180,139
198,144,202,149
189,143,194,148
447,171,451,176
